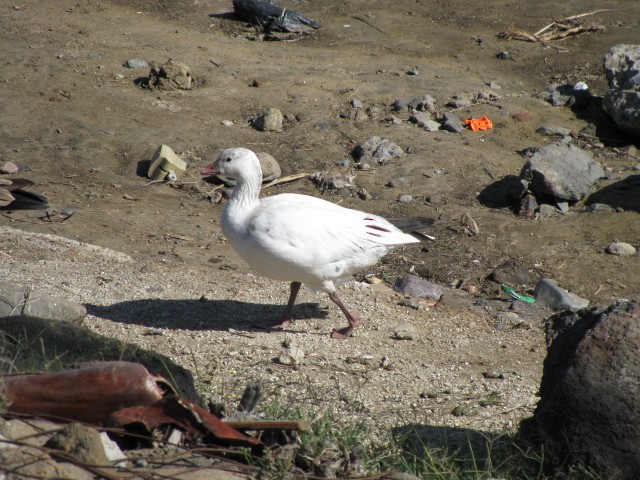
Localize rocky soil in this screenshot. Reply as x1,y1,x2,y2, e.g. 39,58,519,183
1,0,639,475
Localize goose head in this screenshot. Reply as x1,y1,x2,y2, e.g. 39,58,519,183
201,148,262,182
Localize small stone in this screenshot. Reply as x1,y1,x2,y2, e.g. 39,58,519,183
426,194,443,205
366,106,381,117
221,119,234,126
45,424,110,465
556,201,570,213
356,188,372,201
275,346,305,366
587,203,615,213
488,260,532,286
406,67,419,75
452,405,477,417
391,324,416,340
355,162,371,170
353,109,369,123
441,112,465,133
350,98,364,108
605,241,636,256
252,107,283,132
489,81,502,90
100,432,126,463
125,58,149,68
534,278,589,310
113,73,125,80
352,136,403,165
495,311,524,326
536,124,572,137
538,204,558,216
398,194,413,204
336,159,351,167
393,275,445,300
386,177,407,188
512,111,532,122
146,60,192,90
346,354,374,365
253,152,281,182
0,162,19,174
409,112,434,129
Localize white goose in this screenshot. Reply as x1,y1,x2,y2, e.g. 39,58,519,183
201,148,433,339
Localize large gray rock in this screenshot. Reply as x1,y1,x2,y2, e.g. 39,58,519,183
519,143,604,202
602,44,640,137
603,44,640,89
520,300,640,479
603,89,640,138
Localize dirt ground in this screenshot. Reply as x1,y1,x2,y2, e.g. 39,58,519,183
1,0,640,453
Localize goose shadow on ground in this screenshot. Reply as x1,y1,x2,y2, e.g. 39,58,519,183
586,174,640,212
85,298,328,334
0,315,201,402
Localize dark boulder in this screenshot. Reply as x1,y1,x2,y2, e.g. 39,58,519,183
520,300,640,478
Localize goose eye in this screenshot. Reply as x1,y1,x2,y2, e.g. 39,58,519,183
224,157,232,163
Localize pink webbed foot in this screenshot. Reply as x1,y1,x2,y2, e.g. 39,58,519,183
328,291,362,340
269,318,294,332
330,325,354,339
266,281,301,333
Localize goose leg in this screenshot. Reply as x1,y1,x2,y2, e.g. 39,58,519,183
328,291,362,339
271,281,301,331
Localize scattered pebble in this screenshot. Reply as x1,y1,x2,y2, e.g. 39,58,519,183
398,194,413,204
605,241,636,256
252,107,283,132
350,98,364,108
391,324,416,340
406,67,419,75
587,203,615,213
534,278,589,310
393,275,445,299
0,162,19,174
352,136,403,165
512,111,532,122
536,124,572,137
125,58,149,69
441,112,465,133
275,345,305,366
452,405,477,417
386,177,407,188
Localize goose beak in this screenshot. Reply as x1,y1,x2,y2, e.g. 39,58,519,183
201,162,219,176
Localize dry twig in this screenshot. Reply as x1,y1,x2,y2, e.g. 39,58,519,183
498,10,609,48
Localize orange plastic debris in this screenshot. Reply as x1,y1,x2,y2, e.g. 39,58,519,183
465,116,493,131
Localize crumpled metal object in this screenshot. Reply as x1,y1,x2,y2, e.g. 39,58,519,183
4,361,168,424
109,397,262,447
3,361,261,448
232,0,320,33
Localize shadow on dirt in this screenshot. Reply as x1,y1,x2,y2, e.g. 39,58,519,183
393,424,534,474
0,315,201,402
570,96,634,148
477,174,522,209
85,298,328,334
587,174,640,212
